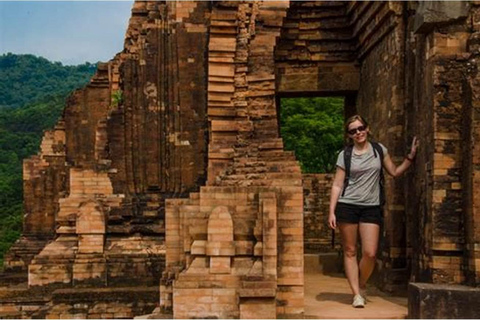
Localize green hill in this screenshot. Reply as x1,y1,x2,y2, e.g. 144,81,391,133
0,53,96,109
0,54,96,266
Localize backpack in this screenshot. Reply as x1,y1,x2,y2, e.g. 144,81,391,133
341,142,385,207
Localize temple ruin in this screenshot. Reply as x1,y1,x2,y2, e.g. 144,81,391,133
1,0,480,318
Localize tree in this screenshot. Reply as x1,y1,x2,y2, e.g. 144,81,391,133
280,97,344,173
0,53,96,109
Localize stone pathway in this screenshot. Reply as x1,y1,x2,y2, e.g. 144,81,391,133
304,272,407,319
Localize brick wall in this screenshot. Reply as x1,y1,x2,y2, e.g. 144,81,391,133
462,2,480,286
275,1,359,96
303,174,341,253
354,2,408,291
409,2,471,285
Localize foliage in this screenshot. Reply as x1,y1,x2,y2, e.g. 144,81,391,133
0,53,96,109
111,90,123,108
0,54,95,265
280,97,344,173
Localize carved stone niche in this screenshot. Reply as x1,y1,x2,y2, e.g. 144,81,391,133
206,206,235,274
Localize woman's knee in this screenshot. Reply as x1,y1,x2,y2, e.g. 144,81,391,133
362,250,376,260
343,246,357,258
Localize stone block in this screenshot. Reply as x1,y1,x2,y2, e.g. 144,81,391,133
254,242,263,256
408,282,480,318
277,69,360,94
240,299,276,319
206,241,235,256
209,63,235,77
72,259,106,284
208,233,234,242
235,240,254,255
238,288,276,298
78,235,104,254
414,1,470,34
191,240,207,255
210,256,231,274
186,257,209,274
209,36,237,52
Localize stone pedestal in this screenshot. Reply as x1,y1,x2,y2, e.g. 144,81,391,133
408,282,480,319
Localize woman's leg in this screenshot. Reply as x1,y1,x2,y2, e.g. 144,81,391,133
339,223,360,295
358,222,380,289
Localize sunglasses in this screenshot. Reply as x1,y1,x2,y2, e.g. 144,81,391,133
347,125,367,135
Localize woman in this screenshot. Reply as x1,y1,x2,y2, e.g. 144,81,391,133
328,114,419,308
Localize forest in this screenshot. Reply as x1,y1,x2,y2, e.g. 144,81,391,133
280,96,344,173
0,53,345,266
0,53,96,265
0,53,96,108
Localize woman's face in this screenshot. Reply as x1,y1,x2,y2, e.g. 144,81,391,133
347,119,369,144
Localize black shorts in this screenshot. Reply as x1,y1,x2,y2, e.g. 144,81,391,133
335,202,383,225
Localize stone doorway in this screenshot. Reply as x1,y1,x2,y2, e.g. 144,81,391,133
277,96,345,255
274,0,411,314
274,93,409,318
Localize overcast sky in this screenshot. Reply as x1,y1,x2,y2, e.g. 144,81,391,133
0,1,134,65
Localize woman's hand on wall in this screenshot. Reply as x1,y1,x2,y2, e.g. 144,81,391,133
407,136,419,160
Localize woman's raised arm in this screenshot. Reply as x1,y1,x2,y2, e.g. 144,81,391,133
383,136,419,177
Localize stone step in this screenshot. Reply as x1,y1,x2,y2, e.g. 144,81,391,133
304,252,342,275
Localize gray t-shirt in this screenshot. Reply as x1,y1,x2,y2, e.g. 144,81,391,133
336,142,388,206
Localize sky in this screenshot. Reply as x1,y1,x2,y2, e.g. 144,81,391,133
0,1,134,65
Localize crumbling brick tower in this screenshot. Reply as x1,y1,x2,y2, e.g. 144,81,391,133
4,1,480,319
4,1,303,318
158,1,305,318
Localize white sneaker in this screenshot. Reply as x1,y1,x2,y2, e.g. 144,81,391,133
360,287,367,304
352,294,365,308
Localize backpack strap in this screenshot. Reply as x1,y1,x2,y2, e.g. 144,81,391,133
371,142,386,206
341,145,353,197
371,141,384,160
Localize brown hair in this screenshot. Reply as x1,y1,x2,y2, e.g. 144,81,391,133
344,114,370,144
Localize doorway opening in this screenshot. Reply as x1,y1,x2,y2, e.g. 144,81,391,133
279,96,346,259
278,95,407,318
279,96,345,174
